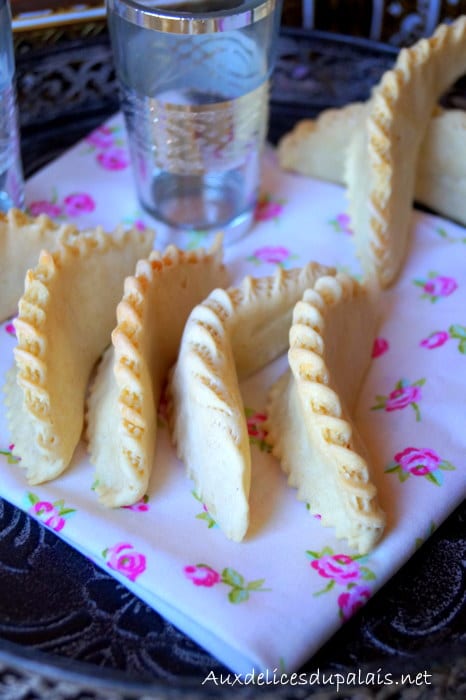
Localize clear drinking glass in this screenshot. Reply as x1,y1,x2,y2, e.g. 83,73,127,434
0,0,25,212
106,0,282,241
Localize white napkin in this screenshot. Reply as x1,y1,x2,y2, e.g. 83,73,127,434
0,114,464,675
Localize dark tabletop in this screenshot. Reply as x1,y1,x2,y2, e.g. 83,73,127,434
0,26,464,700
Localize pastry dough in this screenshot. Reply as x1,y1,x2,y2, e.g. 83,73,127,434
278,103,367,185
86,236,228,508
346,16,466,287
0,209,84,322
266,274,385,554
4,225,154,484
278,105,466,228
168,262,336,542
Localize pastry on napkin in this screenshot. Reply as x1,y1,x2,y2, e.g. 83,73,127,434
278,105,466,228
168,262,336,543
266,273,385,554
0,208,85,322
346,15,466,287
86,236,228,508
4,224,154,484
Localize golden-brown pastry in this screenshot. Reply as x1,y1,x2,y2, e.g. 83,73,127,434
0,209,84,322
86,236,228,508
279,105,466,227
346,16,466,287
4,225,154,484
168,262,336,542
278,102,366,184
266,274,385,553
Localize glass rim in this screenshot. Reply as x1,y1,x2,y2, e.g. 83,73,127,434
106,0,279,34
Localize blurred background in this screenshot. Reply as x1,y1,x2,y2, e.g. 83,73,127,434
9,0,466,174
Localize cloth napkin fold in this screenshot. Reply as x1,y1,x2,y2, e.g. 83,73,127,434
0,114,464,675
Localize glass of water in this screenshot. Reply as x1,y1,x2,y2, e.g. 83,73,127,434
106,0,282,241
0,0,24,213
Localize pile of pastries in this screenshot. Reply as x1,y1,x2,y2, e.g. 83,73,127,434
2,16,466,554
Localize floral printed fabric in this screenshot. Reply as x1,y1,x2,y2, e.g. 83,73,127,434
0,114,464,676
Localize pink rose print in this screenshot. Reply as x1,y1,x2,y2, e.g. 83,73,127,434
85,125,115,149
247,412,267,441
310,553,361,585
338,584,371,620
254,192,284,222
386,385,422,411
0,443,20,464
247,245,298,268
28,200,62,218
372,378,425,421
97,147,130,171
307,547,376,604
63,193,96,217
386,447,455,486
31,502,66,532
184,564,221,587
372,337,389,358
104,542,146,582
134,219,148,231
414,272,458,302
5,322,15,337
420,330,450,350
26,493,75,532
184,563,269,603
245,408,271,452
122,495,149,512
329,212,353,235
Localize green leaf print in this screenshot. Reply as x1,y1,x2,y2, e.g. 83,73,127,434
459,340,466,355
425,472,442,486
247,578,266,590
449,324,466,339
360,566,376,581
185,563,269,603
385,464,400,474
222,568,245,588
196,511,217,528
314,580,335,596
306,550,321,559
411,402,421,422
229,588,250,604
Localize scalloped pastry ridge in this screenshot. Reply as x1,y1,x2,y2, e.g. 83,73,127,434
346,15,466,287
0,208,88,322
86,235,228,507
266,274,385,554
4,224,154,484
168,261,336,542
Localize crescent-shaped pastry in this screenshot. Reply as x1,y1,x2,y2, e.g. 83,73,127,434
278,102,367,185
4,225,154,484
86,236,228,508
168,262,336,542
346,16,466,287
0,208,85,322
278,104,466,227
266,274,385,554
